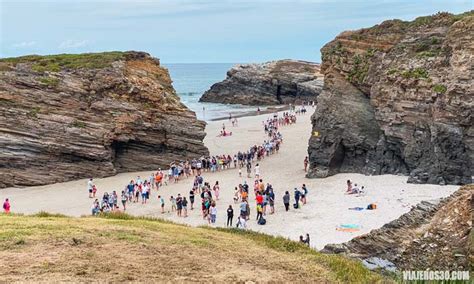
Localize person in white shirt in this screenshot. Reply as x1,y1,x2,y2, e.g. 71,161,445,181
87,178,94,198
254,163,260,178
210,204,217,224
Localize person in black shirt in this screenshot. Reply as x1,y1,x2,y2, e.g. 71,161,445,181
189,189,195,210
176,194,183,217
226,205,234,227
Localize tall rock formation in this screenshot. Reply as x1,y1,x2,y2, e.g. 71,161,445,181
0,51,209,188
307,12,473,185
200,60,323,105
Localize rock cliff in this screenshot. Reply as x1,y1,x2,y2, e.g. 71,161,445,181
307,12,473,185
0,51,209,188
199,60,323,105
322,184,473,271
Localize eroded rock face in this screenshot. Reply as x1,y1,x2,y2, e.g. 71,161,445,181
322,185,473,271
308,12,473,185
200,60,323,105
0,51,209,188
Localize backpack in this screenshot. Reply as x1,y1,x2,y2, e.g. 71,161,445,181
367,203,377,210
258,217,266,225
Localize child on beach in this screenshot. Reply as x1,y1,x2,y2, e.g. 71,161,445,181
210,203,217,224
159,195,165,213
213,181,220,200
3,198,10,214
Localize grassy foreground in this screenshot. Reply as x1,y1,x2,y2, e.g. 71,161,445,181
0,213,386,283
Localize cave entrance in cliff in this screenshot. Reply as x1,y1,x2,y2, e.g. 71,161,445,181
276,85,283,104
111,140,129,169
328,142,345,174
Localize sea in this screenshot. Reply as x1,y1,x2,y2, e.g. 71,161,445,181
164,63,261,121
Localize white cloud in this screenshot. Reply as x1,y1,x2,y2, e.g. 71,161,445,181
59,39,89,49
12,41,37,48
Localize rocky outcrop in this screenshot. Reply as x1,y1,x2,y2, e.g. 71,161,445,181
0,51,209,188
322,184,473,271
200,60,323,105
307,11,473,185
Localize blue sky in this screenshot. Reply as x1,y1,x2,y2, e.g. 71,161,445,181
0,0,471,63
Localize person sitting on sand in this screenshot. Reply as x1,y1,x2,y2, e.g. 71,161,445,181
346,180,352,193
348,183,360,195
91,199,100,215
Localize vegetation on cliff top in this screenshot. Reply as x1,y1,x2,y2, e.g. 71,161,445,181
0,212,387,282
0,51,126,72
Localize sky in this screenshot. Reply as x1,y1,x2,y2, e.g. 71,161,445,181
0,0,472,63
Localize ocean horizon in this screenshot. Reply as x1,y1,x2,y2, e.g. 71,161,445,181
164,63,264,121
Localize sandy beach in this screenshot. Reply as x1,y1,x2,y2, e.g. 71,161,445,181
0,109,459,249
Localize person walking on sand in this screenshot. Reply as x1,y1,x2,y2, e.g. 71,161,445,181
3,198,10,214
182,197,188,217
236,216,247,229
87,178,94,198
121,190,127,211
304,156,309,172
213,181,220,200
283,191,290,211
227,205,234,227
176,194,183,217
254,163,260,178
268,188,275,214
294,188,301,209
239,200,247,219
301,184,308,205
304,233,310,246
170,196,176,212
210,203,217,224
189,189,195,210
158,195,165,213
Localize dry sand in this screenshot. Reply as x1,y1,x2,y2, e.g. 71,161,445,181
1,109,459,249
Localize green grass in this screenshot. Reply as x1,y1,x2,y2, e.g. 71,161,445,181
0,51,126,72
37,76,60,87
401,68,429,79
0,213,390,283
433,84,447,94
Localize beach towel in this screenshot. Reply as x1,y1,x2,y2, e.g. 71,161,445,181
348,207,365,211
336,228,360,232
339,224,360,229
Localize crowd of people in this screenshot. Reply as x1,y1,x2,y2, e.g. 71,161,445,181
86,111,314,244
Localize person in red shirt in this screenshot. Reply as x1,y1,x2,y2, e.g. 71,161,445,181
256,193,263,205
